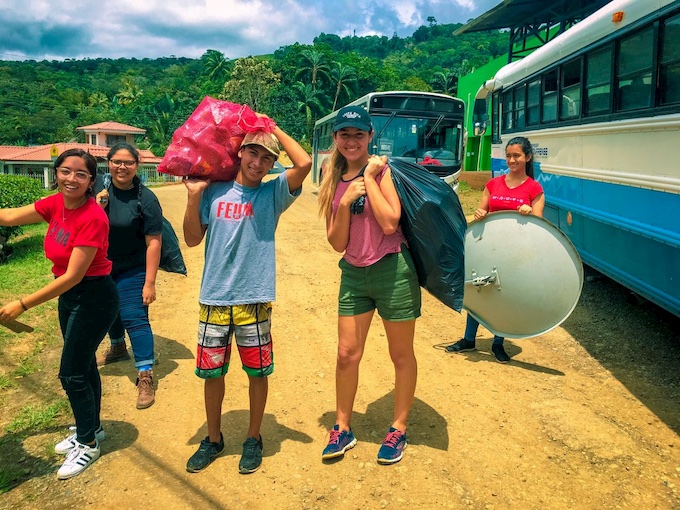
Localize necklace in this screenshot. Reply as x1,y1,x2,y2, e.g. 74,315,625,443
62,198,86,221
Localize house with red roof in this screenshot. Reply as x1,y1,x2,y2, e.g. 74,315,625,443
77,121,147,147
0,122,163,188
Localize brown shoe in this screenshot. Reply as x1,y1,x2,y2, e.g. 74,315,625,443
136,370,155,409
96,342,131,366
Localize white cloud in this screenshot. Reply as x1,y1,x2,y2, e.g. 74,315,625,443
0,0,500,60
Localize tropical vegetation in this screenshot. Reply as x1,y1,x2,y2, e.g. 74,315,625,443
0,21,507,155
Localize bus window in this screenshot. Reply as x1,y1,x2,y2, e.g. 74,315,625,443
492,92,500,144
526,80,540,125
561,59,582,119
472,98,488,135
502,92,513,130
371,115,460,166
514,85,526,129
586,47,612,115
661,13,680,105
617,27,653,111
542,69,558,122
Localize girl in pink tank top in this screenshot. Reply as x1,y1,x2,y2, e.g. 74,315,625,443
317,105,421,465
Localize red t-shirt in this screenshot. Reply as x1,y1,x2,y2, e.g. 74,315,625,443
34,194,112,277
486,175,544,213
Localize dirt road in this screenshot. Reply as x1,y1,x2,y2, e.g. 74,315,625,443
2,177,680,509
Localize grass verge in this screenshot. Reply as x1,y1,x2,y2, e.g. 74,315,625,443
0,223,67,493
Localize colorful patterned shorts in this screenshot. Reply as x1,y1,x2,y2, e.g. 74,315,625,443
195,303,273,379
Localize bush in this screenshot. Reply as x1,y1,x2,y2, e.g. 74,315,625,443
0,175,44,263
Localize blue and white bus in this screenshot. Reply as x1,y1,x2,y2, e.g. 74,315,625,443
312,91,465,190
475,0,680,316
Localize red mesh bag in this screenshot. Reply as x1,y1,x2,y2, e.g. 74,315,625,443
158,97,277,181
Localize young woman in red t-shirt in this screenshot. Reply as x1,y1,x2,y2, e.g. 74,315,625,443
0,149,118,479
446,136,545,363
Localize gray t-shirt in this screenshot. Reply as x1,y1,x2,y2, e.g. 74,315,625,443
198,172,300,305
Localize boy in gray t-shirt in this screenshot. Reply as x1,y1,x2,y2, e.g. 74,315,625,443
182,120,311,475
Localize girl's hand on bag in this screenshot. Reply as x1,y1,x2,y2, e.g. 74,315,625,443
96,189,109,209
341,178,366,207
473,208,488,221
364,155,387,179
517,204,533,215
0,301,24,323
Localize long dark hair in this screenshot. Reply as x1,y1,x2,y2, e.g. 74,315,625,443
51,148,98,196
505,136,534,178
107,141,140,163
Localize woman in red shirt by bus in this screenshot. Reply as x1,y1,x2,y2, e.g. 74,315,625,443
446,136,545,363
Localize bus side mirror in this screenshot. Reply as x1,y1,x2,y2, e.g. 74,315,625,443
473,98,488,136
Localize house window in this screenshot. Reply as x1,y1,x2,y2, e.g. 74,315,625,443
89,134,96,145
107,135,126,147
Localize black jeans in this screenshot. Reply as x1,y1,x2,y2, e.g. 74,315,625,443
58,276,118,444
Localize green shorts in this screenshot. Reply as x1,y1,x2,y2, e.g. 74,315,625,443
338,247,421,321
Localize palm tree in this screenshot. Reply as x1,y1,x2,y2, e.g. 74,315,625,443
452,59,472,78
115,78,143,106
88,91,109,108
203,49,231,83
147,92,177,153
295,48,330,90
292,82,324,140
330,63,357,111
430,71,457,96
220,57,279,113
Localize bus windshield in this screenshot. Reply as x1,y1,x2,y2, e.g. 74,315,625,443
312,91,465,188
371,114,461,168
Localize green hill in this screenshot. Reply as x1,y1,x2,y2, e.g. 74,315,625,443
0,22,507,155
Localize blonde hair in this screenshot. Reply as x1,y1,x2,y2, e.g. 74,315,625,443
317,146,348,220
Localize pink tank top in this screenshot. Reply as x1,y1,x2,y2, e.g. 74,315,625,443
332,166,406,267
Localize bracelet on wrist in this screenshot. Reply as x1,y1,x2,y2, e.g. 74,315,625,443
19,298,29,311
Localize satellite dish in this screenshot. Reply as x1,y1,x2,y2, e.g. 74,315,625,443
462,211,583,339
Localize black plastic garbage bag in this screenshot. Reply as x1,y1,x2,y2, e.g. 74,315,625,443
159,217,187,276
388,158,467,312
99,173,187,276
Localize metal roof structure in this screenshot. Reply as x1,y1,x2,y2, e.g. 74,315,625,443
455,0,611,61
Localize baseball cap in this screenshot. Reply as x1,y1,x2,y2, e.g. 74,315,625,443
240,131,280,159
332,106,373,133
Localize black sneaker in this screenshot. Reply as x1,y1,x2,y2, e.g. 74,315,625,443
186,433,224,473
492,344,511,363
445,339,476,353
239,435,263,474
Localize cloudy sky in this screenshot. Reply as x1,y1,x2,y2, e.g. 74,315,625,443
0,0,500,61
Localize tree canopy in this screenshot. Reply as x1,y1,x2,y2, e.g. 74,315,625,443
0,23,507,154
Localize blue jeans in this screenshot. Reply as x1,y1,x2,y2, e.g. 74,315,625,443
58,276,118,444
109,266,155,368
464,313,504,346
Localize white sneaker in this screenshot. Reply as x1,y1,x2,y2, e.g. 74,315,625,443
57,440,100,480
55,426,105,454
